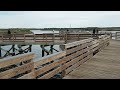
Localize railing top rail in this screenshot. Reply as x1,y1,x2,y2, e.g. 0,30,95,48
61,38,93,49
34,51,66,68
0,52,35,68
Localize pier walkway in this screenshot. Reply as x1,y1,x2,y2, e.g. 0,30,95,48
64,40,120,79
1,35,119,79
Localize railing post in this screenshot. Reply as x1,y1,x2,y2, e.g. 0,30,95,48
2,34,3,42
24,34,25,42
110,32,112,39
65,33,67,44
13,34,14,42
61,70,66,78
34,34,36,42
52,33,55,43
115,32,117,40
12,45,15,56
50,45,53,54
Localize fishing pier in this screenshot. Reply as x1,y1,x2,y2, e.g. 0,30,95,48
0,33,106,58
0,32,120,79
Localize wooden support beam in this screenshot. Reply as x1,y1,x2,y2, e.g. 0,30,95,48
12,45,15,53
52,48,59,52
42,46,44,57
29,45,32,52
50,45,53,54
41,45,50,57
12,45,15,56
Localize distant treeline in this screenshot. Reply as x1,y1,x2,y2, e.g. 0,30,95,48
7,27,120,31
0,27,120,34
0,29,33,34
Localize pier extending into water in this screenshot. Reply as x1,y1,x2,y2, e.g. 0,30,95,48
0,33,109,59
0,34,113,79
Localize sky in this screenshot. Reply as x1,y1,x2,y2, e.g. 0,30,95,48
0,11,120,28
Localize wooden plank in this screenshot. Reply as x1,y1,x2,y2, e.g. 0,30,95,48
71,47,89,58
64,51,89,71
36,47,90,79
34,51,66,68
65,55,91,75
0,62,34,79
92,46,99,52
66,47,89,63
61,38,93,49
18,71,35,79
38,66,62,79
66,42,88,55
62,47,89,64
89,43,99,50
0,52,35,68
35,57,65,77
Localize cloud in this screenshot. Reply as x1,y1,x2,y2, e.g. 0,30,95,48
0,11,120,28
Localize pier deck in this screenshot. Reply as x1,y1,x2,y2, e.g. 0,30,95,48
64,40,120,79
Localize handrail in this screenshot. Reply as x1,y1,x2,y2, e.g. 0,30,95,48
0,35,111,79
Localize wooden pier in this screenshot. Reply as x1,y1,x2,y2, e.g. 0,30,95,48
0,35,113,79
0,33,106,45
64,40,120,79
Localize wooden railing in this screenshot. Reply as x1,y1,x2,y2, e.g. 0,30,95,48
0,35,111,79
0,33,107,43
0,52,35,79
114,32,120,40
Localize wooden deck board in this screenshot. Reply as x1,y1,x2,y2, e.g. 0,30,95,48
63,40,120,79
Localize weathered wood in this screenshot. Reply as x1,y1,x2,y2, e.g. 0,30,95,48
0,34,108,45
39,51,91,79
89,43,99,50
39,50,87,79
60,38,93,50
35,58,64,77
34,51,66,68
38,66,62,79
0,35,111,79
64,51,90,71
66,42,89,55
63,40,120,79
0,62,34,79
60,47,89,66
0,52,35,68
35,38,95,79
18,71,35,79
65,54,91,75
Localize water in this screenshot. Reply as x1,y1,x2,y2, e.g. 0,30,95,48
30,30,59,34
1,45,60,59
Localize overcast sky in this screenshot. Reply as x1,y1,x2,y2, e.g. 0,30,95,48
0,11,120,28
